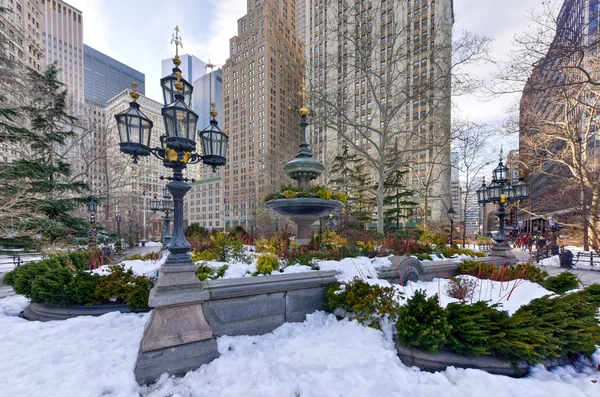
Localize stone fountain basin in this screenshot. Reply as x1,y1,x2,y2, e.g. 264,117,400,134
264,198,343,218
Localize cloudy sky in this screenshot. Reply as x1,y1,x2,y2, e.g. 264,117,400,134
68,0,549,152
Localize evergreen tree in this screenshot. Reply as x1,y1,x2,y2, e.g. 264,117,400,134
383,169,418,230
0,64,90,248
329,144,374,228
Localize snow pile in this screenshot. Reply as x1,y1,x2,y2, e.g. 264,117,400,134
143,242,163,247
94,254,167,278
0,296,147,397
540,255,561,268
400,276,554,315
0,296,598,397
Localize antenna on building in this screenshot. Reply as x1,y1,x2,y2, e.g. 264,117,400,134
206,60,217,123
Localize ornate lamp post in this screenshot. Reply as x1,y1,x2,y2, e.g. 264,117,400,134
447,207,456,246
114,28,228,384
477,149,529,264
161,186,173,246
87,199,97,247
115,214,122,255
150,195,161,241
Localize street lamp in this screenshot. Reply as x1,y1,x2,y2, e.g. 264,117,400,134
476,149,529,263
447,206,456,246
114,29,229,380
329,212,334,231
161,186,173,247
115,214,122,255
87,199,97,247
128,219,133,249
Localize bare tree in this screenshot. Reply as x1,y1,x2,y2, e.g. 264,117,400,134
495,1,600,250
452,120,493,247
310,0,491,233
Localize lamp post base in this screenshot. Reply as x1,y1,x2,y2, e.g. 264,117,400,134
134,252,216,385
487,241,518,265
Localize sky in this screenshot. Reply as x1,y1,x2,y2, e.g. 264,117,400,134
68,0,549,155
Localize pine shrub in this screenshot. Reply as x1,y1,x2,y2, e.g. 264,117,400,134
325,278,403,329
542,272,579,294
396,290,450,353
446,301,507,356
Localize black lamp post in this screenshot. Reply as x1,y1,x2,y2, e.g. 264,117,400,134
161,186,173,247
128,219,133,249
115,30,229,381
477,149,529,263
115,214,122,255
447,206,456,246
150,195,161,241
87,199,97,247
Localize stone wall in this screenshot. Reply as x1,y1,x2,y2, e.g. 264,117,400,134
134,270,338,384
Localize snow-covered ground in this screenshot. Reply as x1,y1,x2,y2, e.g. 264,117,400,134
0,295,598,397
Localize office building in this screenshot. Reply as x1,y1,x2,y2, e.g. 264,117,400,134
519,0,600,235
83,44,145,107
0,0,43,72
186,69,225,230
297,0,454,223
221,0,305,231
106,89,192,240
161,53,206,87
41,0,83,102
0,0,44,163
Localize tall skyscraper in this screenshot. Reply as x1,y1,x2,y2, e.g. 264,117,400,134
161,53,206,86
83,45,145,107
519,0,600,235
41,0,83,102
187,69,225,230
221,0,305,231
0,0,44,72
297,0,454,223
0,0,44,164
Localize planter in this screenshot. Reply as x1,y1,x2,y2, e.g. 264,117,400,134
21,302,150,322
394,338,573,377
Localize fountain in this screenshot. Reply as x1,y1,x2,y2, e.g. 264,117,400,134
264,84,344,245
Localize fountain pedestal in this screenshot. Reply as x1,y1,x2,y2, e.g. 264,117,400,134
264,100,344,246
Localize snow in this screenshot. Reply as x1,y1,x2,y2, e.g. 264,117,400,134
541,255,562,268
0,297,598,397
399,276,555,315
143,242,163,247
94,254,167,278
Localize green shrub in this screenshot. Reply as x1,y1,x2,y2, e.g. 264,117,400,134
123,254,143,261
439,247,485,258
325,278,403,329
413,253,432,261
542,272,579,294
127,275,153,310
94,265,136,302
256,253,279,275
2,271,14,285
419,231,446,248
195,262,229,281
191,249,218,262
67,271,101,304
446,301,507,356
580,283,600,305
29,266,77,305
396,290,450,353
8,257,63,295
459,260,548,284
